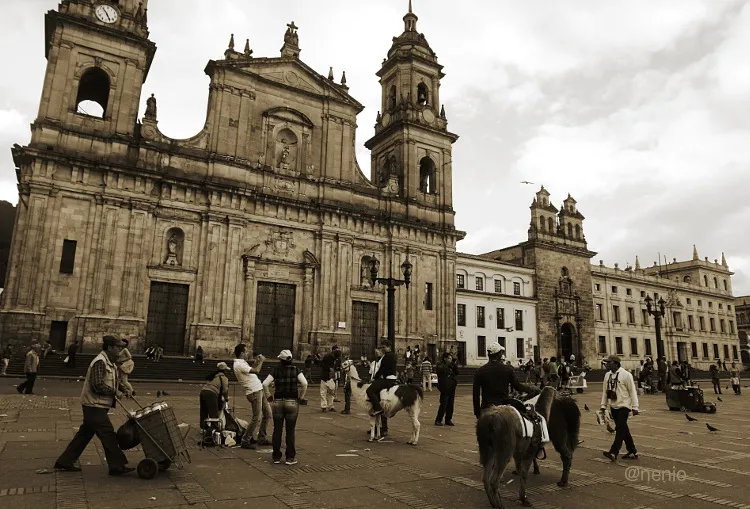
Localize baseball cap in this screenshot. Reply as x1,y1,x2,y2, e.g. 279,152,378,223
103,334,127,348
216,362,232,372
277,349,293,360
487,342,505,355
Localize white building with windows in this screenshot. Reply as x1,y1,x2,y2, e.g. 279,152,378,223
456,253,538,367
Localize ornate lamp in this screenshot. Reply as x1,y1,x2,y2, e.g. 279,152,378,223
401,258,413,288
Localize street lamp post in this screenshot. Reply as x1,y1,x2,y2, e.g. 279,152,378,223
369,256,413,347
644,294,667,360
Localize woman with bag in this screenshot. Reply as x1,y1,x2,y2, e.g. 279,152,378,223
200,362,231,444
729,362,742,395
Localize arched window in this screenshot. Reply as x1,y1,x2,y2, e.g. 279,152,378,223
389,85,397,110
567,223,573,237
713,277,718,288
417,82,429,106
419,157,436,194
561,267,569,278
547,217,553,233
575,224,581,239
539,216,545,232
76,67,110,118
723,279,728,291
704,275,708,287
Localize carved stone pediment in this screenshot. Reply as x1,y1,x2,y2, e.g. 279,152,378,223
265,230,295,258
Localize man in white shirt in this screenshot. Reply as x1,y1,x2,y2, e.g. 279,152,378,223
233,344,271,449
600,355,640,461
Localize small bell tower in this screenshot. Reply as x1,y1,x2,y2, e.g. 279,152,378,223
364,1,458,213
35,0,156,138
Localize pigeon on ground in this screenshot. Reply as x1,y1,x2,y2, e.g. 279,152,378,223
157,390,162,397
162,391,170,396
726,386,729,390
717,397,723,402
584,404,590,411
685,414,698,422
706,423,719,432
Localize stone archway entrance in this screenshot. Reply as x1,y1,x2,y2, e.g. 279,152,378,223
560,322,575,361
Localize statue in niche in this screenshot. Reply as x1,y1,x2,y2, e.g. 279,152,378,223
164,228,184,266
275,129,298,170
360,258,372,289
281,144,290,164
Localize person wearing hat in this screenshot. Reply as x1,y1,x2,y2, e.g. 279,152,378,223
198,361,232,445
262,349,308,465
366,340,398,416
600,355,639,461
55,334,135,475
340,359,354,415
16,343,41,395
472,342,540,420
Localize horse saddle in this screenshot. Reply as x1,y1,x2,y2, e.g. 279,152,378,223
505,399,549,448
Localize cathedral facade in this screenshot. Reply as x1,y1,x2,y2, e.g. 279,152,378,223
0,1,463,359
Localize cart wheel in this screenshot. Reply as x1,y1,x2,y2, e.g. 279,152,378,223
576,388,584,394
137,458,159,480
679,406,686,412
158,460,171,471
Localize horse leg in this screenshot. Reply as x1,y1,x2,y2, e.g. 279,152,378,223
368,415,376,442
483,454,500,509
558,452,571,487
517,451,534,507
406,405,420,445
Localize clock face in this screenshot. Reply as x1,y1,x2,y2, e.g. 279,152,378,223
95,4,119,24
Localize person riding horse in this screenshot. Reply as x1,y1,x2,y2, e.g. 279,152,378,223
473,342,541,425
367,340,398,416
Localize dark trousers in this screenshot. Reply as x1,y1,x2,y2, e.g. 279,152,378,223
366,379,395,410
67,355,76,368
199,390,221,427
57,405,127,470
272,399,299,461
435,386,456,423
344,382,352,412
712,379,722,394
609,407,636,455
17,373,37,394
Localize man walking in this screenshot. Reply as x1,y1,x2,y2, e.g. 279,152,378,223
435,352,458,426
420,356,433,392
17,343,41,394
319,346,340,412
600,355,639,461
67,340,78,369
1,343,12,376
55,335,134,475
233,344,271,449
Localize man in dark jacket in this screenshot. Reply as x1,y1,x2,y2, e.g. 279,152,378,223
366,341,397,416
67,340,78,369
435,352,458,426
473,342,539,419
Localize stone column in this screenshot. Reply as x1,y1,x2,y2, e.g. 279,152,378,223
301,266,314,346
241,256,256,349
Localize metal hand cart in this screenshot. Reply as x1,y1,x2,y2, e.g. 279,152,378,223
665,385,716,413
566,373,588,394
117,397,191,479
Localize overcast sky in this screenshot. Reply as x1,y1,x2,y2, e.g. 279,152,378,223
1,0,749,295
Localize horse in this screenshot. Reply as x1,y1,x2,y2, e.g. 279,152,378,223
476,387,581,508
344,362,424,445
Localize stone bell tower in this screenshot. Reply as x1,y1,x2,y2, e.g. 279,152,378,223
35,0,155,138
364,1,458,225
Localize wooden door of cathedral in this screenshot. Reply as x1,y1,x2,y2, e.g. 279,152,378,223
253,282,296,356
146,282,189,355
351,301,378,361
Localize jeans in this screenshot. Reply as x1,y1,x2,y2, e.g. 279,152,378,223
712,379,722,394
272,399,299,461
422,374,432,391
57,406,128,470
436,386,456,423
609,407,636,455
17,372,37,394
199,390,221,427
245,390,271,444
366,378,396,411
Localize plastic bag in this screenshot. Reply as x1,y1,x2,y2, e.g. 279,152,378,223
63,356,69,364
116,419,141,450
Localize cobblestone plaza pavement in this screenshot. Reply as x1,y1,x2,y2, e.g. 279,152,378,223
1,380,749,509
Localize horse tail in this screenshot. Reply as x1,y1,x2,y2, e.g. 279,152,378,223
550,397,581,454
476,408,516,473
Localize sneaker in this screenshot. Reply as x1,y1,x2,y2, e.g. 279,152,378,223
285,458,298,465
328,407,336,412
622,452,639,460
434,421,444,426
602,451,617,462
273,458,282,464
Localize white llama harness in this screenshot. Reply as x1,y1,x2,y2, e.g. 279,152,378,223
507,394,550,443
